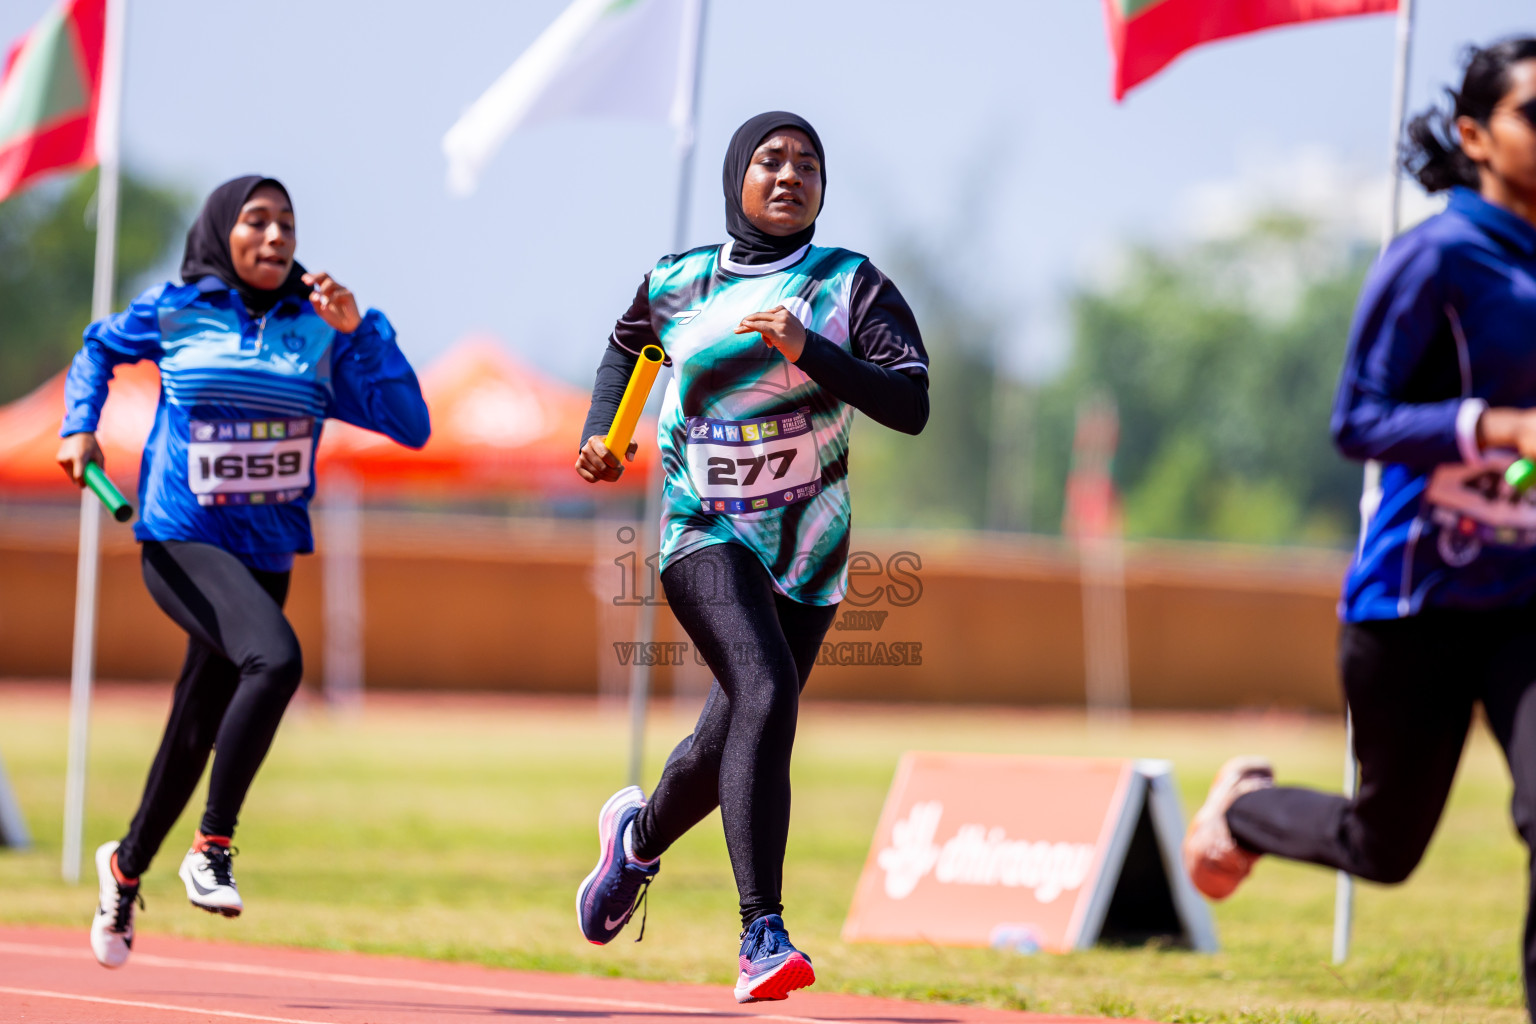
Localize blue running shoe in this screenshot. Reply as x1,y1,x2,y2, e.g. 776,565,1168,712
576,786,659,945
734,914,815,1003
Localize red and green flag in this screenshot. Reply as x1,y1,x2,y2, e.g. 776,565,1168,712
1103,0,1397,100
0,0,106,202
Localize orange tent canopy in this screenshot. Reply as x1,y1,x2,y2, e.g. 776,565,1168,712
320,336,654,497
0,359,159,491
0,337,655,499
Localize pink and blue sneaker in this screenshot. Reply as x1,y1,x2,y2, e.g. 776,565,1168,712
734,914,815,1003
576,786,659,945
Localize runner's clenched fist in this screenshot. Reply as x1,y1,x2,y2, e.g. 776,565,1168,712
303,272,362,333
736,306,806,363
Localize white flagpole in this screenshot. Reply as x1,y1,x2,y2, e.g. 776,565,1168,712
1379,0,1416,255
63,0,128,884
1335,0,1414,961
321,467,365,714
627,0,706,787
667,0,706,256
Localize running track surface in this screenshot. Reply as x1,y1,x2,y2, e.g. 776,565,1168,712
0,926,1160,1024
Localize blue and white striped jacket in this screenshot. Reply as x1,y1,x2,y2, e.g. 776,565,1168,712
61,278,430,571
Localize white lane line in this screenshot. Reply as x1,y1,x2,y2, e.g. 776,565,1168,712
0,942,837,1024
0,985,339,1024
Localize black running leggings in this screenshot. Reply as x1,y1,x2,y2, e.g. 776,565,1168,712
1227,608,1536,1018
115,541,304,879
630,543,838,928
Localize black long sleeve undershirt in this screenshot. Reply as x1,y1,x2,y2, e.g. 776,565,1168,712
579,257,930,448
794,331,928,434
580,342,640,449
579,331,929,447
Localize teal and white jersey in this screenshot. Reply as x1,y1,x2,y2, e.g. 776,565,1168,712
639,241,928,605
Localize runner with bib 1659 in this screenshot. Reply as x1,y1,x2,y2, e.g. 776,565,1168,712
57,176,430,971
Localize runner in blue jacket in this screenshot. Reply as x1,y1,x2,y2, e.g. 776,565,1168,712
56,175,430,969
1183,39,1536,1019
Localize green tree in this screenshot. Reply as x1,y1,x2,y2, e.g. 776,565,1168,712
1032,214,1372,545
847,244,999,530
0,169,187,404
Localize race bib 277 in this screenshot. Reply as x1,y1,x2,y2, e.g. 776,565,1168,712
188,417,314,507
684,407,820,515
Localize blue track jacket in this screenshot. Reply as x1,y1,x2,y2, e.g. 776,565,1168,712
61,278,430,571
1337,188,1536,620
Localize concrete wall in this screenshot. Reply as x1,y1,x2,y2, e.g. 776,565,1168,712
0,506,1348,711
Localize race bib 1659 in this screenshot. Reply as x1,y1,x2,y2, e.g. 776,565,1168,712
685,408,820,515
188,417,314,507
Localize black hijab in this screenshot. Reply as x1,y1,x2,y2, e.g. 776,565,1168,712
180,175,308,315
721,111,825,266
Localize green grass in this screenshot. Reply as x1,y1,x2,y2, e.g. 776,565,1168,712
0,684,1526,1023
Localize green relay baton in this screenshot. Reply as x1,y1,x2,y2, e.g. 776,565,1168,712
84,462,134,523
1509,459,1536,494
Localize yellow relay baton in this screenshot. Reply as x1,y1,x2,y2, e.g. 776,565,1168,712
604,344,665,464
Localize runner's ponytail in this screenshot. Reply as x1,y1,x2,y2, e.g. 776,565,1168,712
1404,37,1536,193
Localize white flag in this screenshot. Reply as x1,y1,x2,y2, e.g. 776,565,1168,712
443,0,703,197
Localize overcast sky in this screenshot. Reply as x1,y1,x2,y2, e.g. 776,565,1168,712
4,1,1530,383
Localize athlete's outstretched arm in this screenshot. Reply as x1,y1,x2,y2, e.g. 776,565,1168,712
327,311,431,449
58,285,169,483
580,275,661,447
580,341,641,452
577,275,661,482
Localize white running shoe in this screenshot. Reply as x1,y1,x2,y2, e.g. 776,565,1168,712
90,841,140,968
179,837,242,917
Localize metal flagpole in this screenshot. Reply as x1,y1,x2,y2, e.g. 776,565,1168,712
321,467,365,713
628,0,707,787
63,0,129,884
1334,0,1414,962
63,0,128,884
1379,0,1416,257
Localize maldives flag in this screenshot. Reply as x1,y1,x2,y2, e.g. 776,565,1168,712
1104,0,1396,100
0,0,106,202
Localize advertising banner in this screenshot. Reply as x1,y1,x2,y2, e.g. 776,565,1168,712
843,753,1215,953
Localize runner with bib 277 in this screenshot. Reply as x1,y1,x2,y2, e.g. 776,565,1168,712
56,176,430,970
574,112,930,1003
